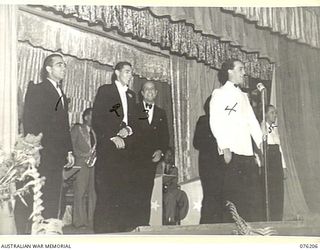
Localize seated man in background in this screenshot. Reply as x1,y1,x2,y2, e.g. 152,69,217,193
70,108,97,229
162,148,189,225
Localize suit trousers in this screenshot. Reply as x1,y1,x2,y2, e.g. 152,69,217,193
262,144,284,221
73,165,96,228
39,167,63,219
131,160,157,227
222,154,264,223
94,146,136,233
199,155,225,224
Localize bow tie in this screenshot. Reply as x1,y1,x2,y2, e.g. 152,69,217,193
268,123,278,133
145,103,153,109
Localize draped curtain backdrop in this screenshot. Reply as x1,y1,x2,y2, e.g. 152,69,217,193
0,5,18,153
276,38,320,216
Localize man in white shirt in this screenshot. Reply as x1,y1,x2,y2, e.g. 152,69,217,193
209,59,264,222
92,62,138,233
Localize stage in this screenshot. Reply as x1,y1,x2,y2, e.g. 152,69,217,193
62,220,320,236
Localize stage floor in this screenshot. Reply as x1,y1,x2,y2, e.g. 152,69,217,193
63,221,320,236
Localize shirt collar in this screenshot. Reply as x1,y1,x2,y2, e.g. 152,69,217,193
47,78,60,89
225,81,241,89
115,80,128,93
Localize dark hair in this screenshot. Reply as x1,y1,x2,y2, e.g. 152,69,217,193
203,95,212,116
111,61,132,83
41,54,63,81
82,107,93,122
218,59,243,85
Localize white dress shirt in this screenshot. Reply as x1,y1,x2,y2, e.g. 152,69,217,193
264,122,286,168
115,80,129,126
266,122,280,145
143,101,154,124
48,78,64,107
209,81,262,156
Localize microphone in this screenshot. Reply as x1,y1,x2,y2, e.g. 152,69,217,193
257,82,266,92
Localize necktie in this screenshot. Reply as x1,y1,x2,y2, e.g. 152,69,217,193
146,103,153,109
54,82,65,109
89,129,95,147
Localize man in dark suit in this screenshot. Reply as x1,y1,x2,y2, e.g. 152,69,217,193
92,61,137,233
22,54,74,220
193,96,224,224
134,81,169,227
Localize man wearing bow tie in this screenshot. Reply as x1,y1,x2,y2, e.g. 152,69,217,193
209,59,263,222
134,81,169,227
92,61,137,233
261,104,287,221
22,54,74,221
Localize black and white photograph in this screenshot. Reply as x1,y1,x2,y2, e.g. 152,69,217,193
0,3,320,248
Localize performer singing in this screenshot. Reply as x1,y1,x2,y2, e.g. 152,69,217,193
210,59,264,222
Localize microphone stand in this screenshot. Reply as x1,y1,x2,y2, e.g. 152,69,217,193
261,89,270,221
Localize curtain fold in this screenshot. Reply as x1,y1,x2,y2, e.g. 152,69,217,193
223,7,320,49
0,5,18,153
170,56,189,182
18,10,169,83
276,37,320,215
171,56,221,182
270,64,309,220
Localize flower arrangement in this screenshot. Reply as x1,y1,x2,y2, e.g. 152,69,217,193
0,133,63,235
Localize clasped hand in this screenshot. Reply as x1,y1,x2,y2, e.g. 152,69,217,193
117,126,133,139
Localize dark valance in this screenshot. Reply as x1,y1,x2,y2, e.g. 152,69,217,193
34,5,273,80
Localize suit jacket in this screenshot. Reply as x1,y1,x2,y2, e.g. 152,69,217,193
71,123,96,167
193,115,221,171
135,102,169,161
92,83,137,151
23,79,72,162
